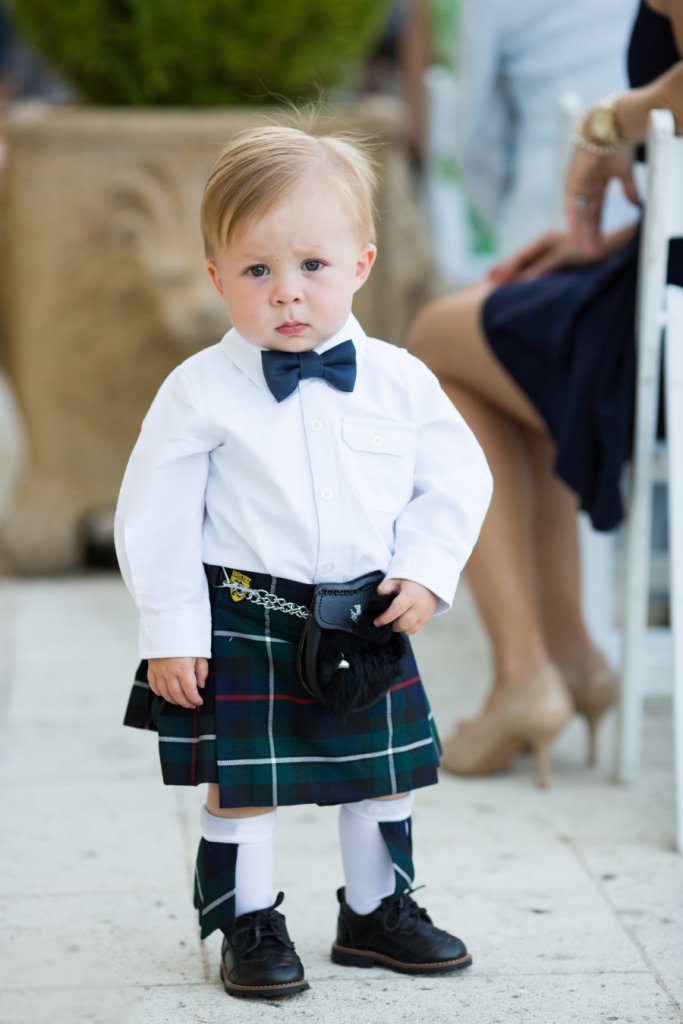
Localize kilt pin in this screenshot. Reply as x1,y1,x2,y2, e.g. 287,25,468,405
124,568,439,936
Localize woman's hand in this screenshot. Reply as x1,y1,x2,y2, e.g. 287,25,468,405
148,656,209,708
565,144,640,259
487,230,599,286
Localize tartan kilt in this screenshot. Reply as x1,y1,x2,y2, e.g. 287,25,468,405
123,567,442,808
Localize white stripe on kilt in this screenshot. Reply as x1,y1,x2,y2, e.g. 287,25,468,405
216,736,435,767
385,691,397,794
213,630,291,644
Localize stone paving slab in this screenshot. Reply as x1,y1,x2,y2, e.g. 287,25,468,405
578,844,683,1009
120,972,680,1024
0,988,135,1024
0,891,205,989
0,782,189,897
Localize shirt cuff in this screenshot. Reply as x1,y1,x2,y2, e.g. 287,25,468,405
385,549,461,615
138,610,212,659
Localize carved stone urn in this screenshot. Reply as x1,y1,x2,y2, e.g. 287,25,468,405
0,98,434,572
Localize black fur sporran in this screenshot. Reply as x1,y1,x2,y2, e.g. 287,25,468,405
297,571,407,716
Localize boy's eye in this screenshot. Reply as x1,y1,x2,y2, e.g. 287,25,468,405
302,259,324,272
246,264,268,278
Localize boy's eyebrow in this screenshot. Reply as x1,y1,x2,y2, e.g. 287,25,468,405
235,244,330,260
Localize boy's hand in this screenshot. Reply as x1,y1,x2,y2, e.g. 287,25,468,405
147,657,209,708
373,578,438,636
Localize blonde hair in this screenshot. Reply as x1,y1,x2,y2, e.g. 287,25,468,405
200,123,378,258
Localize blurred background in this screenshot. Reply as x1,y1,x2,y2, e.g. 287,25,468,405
0,0,642,579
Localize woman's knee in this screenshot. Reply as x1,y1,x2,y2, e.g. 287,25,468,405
406,282,492,376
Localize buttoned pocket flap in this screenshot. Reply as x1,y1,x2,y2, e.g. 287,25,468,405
342,419,415,457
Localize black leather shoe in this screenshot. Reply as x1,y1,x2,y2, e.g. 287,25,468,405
221,892,309,999
331,887,472,975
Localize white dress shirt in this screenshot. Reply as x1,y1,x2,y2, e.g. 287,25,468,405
115,314,492,658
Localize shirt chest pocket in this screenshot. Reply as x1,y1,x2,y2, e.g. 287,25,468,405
342,417,416,514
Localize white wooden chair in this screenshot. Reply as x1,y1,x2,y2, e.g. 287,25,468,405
616,109,683,852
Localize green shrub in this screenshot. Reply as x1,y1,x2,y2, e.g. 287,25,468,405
12,0,394,106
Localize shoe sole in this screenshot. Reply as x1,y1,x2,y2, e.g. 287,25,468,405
220,962,310,999
331,943,473,975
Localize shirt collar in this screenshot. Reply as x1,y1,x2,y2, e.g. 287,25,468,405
219,314,367,396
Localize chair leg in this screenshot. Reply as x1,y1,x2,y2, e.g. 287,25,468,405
665,285,683,851
617,463,654,783
615,323,664,783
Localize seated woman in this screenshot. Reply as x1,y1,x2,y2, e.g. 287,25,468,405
408,0,683,786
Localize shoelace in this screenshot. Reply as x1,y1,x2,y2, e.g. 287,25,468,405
230,893,294,954
381,888,432,935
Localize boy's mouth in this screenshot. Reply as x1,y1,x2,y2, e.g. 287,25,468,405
276,322,308,336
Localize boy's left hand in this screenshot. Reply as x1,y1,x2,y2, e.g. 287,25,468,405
373,578,438,636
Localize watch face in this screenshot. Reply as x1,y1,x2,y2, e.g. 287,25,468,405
592,108,615,143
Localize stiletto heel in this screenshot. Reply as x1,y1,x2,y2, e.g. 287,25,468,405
559,649,618,765
584,713,600,767
440,665,573,787
534,738,552,789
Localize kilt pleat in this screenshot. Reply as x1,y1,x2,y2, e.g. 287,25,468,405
123,568,441,808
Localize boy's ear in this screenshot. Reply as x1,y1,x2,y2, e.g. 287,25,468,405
206,260,225,298
353,243,377,292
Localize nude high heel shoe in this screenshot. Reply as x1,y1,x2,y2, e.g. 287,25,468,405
558,648,618,766
440,665,573,788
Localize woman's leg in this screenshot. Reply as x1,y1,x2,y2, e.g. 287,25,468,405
409,287,580,782
409,285,597,673
525,431,593,664
408,285,553,691
525,433,618,762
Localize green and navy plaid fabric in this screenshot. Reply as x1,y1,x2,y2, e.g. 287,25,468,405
194,838,238,939
379,818,415,895
124,568,441,808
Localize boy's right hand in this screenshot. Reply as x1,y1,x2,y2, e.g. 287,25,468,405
147,657,208,708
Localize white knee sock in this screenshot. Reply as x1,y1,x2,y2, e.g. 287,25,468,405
339,793,414,916
200,806,276,919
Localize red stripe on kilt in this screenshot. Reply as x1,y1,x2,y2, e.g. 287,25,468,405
214,675,420,705
390,675,420,692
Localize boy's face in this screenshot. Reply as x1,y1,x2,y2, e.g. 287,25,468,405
206,177,376,351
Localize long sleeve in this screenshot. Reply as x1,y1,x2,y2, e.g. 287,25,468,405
114,367,215,658
386,359,493,612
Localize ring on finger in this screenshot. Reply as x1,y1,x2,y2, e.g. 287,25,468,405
574,194,588,212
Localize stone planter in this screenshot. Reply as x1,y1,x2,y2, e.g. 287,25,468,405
0,98,434,572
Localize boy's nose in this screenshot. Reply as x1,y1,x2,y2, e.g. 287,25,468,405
270,274,302,305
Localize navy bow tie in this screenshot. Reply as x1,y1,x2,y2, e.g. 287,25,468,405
261,339,357,402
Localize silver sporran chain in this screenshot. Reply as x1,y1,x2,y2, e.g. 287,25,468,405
219,572,310,620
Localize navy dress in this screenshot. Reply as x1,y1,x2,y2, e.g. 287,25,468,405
482,1,683,531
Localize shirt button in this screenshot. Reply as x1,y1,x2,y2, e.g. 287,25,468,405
321,487,333,500
311,419,323,431
372,434,384,447
323,562,335,573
